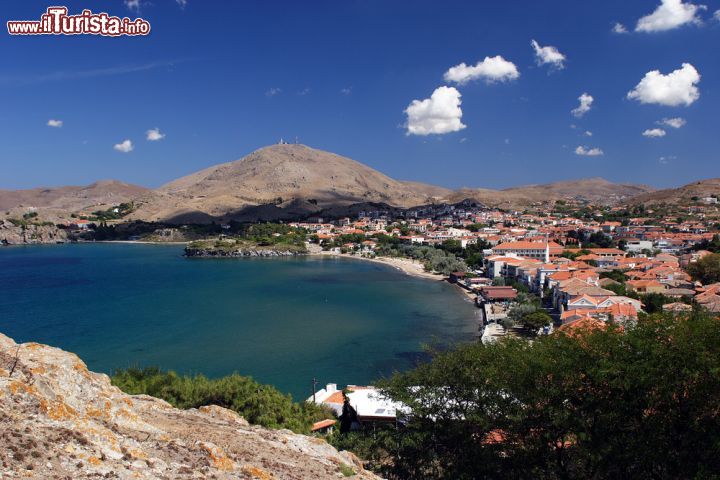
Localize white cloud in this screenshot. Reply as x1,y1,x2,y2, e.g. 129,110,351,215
341,87,352,95
265,87,281,97
584,130,593,137
47,119,63,128
113,139,134,153
658,117,686,128
443,56,519,85
659,155,676,164
531,40,566,69
571,93,594,117
124,0,140,11
146,128,165,141
612,22,629,33
176,0,187,8
575,146,604,156
715,9,720,20
636,0,706,32
627,63,700,106
643,128,667,137
459,137,467,143
405,86,466,136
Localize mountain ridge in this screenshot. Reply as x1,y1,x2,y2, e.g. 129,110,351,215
0,144,695,223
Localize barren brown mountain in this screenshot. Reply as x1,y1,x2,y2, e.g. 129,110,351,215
0,180,148,214
2,145,669,224
449,177,655,208
129,144,446,223
626,178,720,205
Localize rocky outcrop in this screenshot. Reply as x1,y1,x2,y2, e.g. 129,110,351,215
0,219,68,245
0,333,379,479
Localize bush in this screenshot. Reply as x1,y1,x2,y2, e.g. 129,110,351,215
111,367,332,434
355,311,720,479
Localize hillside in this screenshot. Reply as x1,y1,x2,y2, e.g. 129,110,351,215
626,178,720,205
448,178,655,208
0,180,148,217
130,144,439,223
0,332,377,479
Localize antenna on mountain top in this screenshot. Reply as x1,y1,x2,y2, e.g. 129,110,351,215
295,136,299,144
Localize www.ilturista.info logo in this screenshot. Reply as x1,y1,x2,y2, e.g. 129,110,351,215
7,7,151,36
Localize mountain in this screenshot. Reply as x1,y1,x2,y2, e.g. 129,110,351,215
130,144,441,223
0,332,378,479
625,178,720,205
0,180,148,214
448,178,656,209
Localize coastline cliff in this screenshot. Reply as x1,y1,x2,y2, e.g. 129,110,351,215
0,333,377,479
0,219,68,245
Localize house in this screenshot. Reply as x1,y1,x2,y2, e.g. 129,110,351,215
478,286,518,303
311,419,337,433
626,279,666,294
623,239,653,253
490,241,563,261
308,384,406,426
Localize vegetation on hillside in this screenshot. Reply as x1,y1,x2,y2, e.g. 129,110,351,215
334,311,720,479
687,253,720,285
111,367,331,434
187,223,308,253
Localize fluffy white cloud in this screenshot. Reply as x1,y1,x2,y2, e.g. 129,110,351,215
405,86,466,136
627,63,700,106
443,56,519,85
571,93,594,117
341,87,352,95
265,87,281,97
124,0,140,11
643,128,667,137
636,0,706,32
612,22,628,33
113,139,134,153
658,117,686,128
531,40,566,69
47,119,63,128
176,0,187,7
715,9,720,20
584,130,593,137
575,146,604,156
146,128,165,141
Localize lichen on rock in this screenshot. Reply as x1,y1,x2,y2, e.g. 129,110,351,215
0,332,378,479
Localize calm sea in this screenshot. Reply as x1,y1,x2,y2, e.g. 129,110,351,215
0,243,479,400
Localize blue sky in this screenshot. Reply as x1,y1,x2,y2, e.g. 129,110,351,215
1,0,719,190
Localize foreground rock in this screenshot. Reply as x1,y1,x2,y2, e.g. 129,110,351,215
0,333,378,479
0,219,68,245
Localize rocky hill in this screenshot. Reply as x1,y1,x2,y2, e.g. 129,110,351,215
0,332,378,479
0,180,148,211
129,144,441,223
625,178,720,205
448,178,655,208
0,145,672,224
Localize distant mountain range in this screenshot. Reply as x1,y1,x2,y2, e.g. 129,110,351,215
0,180,148,214
0,144,715,223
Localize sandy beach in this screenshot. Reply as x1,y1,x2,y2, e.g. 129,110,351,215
315,250,446,281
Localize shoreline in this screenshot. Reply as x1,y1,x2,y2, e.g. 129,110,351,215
315,250,445,281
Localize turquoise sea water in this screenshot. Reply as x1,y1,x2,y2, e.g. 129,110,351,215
0,243,479,399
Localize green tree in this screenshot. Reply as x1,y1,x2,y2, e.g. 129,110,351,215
686,253,720,284
361,311,720,479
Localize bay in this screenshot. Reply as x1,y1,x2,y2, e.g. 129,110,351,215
0,243,479,400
